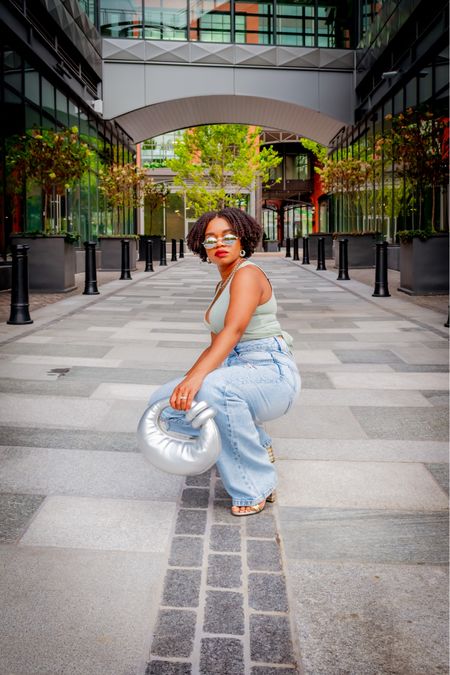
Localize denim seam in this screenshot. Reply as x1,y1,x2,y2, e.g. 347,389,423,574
232,483,276,507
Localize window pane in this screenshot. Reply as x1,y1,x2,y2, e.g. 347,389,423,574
235,1,273,45
99,0,143,38
4,48,22,93
56,90,68,126
190,0,231,42
42,78,55,119
276,0,314,47
145,0,187,39
24,64,40,105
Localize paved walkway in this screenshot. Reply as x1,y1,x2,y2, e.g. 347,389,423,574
0,254,448,675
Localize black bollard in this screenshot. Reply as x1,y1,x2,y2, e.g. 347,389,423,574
160,238,167,266
179,239,184,259
445,305,449,327
120,238,132,280
302,237,310,264
316,237,326,270
285,238,291,258
7,244,33,325
83,241,99,295
372,241,390,297
293,237,299,261
145,238,154,272
337,238,350,280
171,238,177,262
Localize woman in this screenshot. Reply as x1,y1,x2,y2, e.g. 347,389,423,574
147,207,301,516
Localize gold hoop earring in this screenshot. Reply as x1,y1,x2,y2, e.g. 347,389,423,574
240,250,246,257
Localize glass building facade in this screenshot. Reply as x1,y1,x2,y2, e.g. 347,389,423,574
0,1,135,257
329,0,449,239
98,0,355,47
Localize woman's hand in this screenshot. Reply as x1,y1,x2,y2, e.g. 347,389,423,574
170,373,204,411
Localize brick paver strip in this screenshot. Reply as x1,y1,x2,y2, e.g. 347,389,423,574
147,469,301,674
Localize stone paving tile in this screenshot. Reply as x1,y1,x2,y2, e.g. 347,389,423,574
390,363,449,372
185,471,211,487
421,390,449,406
279,507,449,564
333,349,405,364
0,427,138,452
207,554,242,588
64,366,185,383
146,661,192,675
199,637,244,675
351,406,449,441
180,488,209,508
212,501,237,523
299,372,335,389
214,480,229,499
0,493,45,543
287,559,448,675
426,464,449,495
248,573,289,612
169,537,204,567
247,539,282,571
245,509,277,538
250,615,294,664
0,377,98,397
210,524,241,552
204,590,245,634
151,609,196,657
251,668,299,675
161,569,201,608
175,509,207,535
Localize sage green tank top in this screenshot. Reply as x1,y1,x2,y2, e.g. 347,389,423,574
203,260,293,346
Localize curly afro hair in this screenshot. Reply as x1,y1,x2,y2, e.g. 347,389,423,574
186,207,263,262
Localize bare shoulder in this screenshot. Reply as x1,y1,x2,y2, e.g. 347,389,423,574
233,262,266,286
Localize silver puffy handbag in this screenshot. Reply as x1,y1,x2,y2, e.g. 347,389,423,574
137,398,222,476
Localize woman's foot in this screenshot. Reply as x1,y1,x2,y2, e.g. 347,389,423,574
231,499,266,517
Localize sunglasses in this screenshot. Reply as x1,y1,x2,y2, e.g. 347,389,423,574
202,234,239,249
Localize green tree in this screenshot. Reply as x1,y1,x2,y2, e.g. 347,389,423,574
99,163,169,234
168,125,282,216
6,126,91,233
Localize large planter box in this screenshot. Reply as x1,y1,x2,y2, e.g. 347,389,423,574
388,244,400,271
307,233,334,259
98,237,138,271
399,234,449,295
0,263,12,291
263,240,279,252
75,248,102,274
10,235,76,292
333,233,380,268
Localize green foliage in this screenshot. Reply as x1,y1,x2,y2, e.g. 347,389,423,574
396,229,434,243
167,125,282,216
143,159,168,169
376,108,449,229
319,157,372,194
6,127,91,198
299,138,328,165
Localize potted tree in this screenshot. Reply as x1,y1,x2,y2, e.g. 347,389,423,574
6,127,91,291
318,156,379,266
98,163,168,270
139,180,170,262
377,108,449,294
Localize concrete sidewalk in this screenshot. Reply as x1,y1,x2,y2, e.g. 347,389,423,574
0,254,448,675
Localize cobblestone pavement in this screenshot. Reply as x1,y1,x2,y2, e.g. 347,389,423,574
0,254,448,674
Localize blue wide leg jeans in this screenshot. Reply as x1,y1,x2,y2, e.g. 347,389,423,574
148,336,301,506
